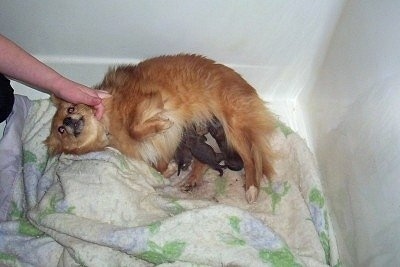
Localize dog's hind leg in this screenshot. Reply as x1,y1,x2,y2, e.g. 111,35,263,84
225,135,257,202
246,144,263,203
260,142,275,180
223,125,269,203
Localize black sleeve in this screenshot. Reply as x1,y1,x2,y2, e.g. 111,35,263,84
0,74,15,123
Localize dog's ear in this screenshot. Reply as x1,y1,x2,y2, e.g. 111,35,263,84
128,92,173,140
50,94,63,107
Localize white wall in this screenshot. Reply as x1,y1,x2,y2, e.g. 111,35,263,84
300,0,400,265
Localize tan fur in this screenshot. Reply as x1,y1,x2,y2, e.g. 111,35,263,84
45,54,277,203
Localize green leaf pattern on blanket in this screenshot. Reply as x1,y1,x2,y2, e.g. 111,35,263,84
38,195,60,221
215,176,228,196
137,241,186,265
38,195,75,222
117,154,129,170
276,121,294,137
23,150,46,172
149,167,166,182
219,216,246,246
229,216,241,233
262,181,291,214
23,150,37,163
309,188,331,265
19,219,44,237
165,199,185,215
218,216,302,266
0,252,17,266
10,202,44,237
148,221,162,234
9,202,22,219
138,221,187,264
74,255,88,267
259,247,302,267
309,188,324,208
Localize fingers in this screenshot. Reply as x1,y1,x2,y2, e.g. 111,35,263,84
94,102,105,120
75,89,111,119
82,93,102,106
82,89,111,105
96,90,112,99
93,90,111,120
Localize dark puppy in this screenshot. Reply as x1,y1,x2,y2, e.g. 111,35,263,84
174,135,193,176
176,127,225,176
208,117,244,171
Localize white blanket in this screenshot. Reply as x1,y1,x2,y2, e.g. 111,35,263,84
0,97,339,266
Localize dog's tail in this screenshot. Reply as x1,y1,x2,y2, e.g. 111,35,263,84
219,108,276,181
258,135,276,179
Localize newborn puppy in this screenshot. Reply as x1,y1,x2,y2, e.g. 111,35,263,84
184,127,225,176
208,117,244,171
174,127,226,177
174,136,193,176
45,54,277,203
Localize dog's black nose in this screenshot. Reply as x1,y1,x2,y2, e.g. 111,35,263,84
63,117,84,137
63,116,83,130
63,117,75,127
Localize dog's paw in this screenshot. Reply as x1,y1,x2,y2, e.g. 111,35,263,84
180,175,202,192
129,115,174,140
180,183,196,192
157,116,173,133
163,162,178,178
245,185,259,203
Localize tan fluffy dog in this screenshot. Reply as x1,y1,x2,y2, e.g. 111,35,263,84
45,54,277,203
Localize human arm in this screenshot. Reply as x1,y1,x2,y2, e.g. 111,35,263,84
0,34,109,119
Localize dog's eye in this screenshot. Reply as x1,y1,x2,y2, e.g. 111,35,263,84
67,106,75,114
58,126,65,134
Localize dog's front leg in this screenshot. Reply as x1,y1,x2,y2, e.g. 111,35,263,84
129,114,173,140
181,159,208,191
158,160,178,178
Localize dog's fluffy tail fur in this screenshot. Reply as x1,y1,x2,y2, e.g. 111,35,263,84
218,104,276,202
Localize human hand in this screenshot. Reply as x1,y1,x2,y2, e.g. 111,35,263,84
52,78,111,120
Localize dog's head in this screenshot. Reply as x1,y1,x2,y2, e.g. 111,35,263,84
45,96,109,156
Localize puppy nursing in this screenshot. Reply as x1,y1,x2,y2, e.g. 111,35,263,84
45,54,276,203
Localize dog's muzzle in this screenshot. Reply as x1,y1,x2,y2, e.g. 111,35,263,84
63,117,84,137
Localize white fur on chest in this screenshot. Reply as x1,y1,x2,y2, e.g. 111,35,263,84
137,122,183,165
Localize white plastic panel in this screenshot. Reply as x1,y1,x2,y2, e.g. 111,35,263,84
300,0,400,265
